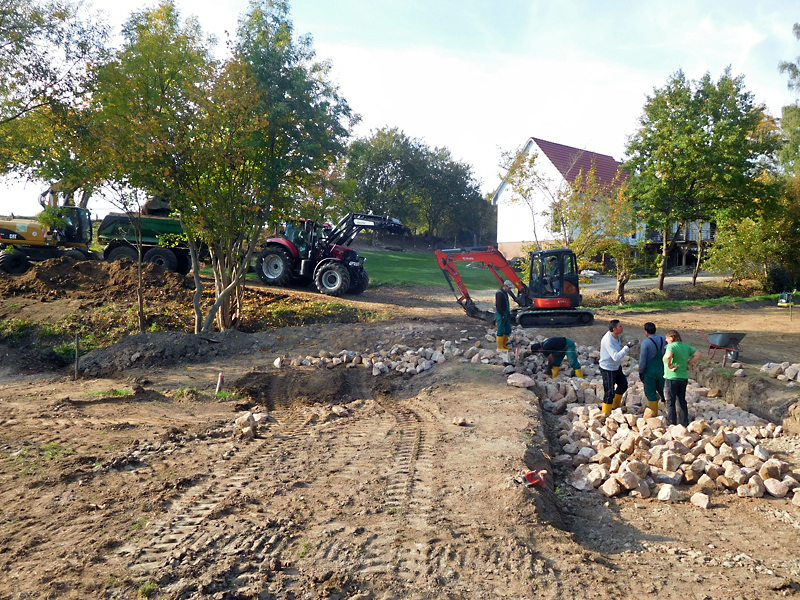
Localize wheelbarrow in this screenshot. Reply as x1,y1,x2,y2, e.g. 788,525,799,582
697,330,746,362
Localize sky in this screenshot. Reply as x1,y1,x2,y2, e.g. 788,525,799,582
3,0,800,217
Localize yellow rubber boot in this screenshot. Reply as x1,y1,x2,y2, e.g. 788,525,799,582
503,335,511,351
574,368,583,378
612,393,623,409
648,400,659,415
496,336,505,352
601,402,612,414
551,366,560,378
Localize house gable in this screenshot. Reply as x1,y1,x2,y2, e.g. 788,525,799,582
492,137,625,258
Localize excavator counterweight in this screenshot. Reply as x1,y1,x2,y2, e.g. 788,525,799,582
435,246,594,327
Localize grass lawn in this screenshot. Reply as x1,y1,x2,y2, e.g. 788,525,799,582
359,250,504,289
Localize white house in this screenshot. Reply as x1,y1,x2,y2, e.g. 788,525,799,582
490,137,626,259
491,137,713,267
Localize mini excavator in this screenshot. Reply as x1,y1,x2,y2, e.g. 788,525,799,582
435,246,594,327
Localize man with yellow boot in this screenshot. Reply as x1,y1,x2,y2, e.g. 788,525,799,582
599,319,637,414
495,280,514,352
530,337,583,378
638,322,666,416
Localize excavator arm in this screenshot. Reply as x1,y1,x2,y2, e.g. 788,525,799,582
434,246,529,321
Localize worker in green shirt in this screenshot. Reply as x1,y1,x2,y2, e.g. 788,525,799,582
663,330,700,426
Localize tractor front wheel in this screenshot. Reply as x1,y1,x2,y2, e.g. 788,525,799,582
0,250,30,274
256,246,293,287
315,263,351,297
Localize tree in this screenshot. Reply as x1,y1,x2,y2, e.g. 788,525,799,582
497,148,556,250
0,0,107,127
595,182,645,304
344,128,421,228
779,23,800,94
624,69,778,290
0,0,108,192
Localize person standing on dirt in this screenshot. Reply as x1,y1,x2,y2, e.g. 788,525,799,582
639,322,667,416
663,329,700,426
530,337,583,379
495,280,514,352
599,319,637,414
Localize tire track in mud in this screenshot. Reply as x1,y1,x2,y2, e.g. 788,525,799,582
122,398,549,598
120,408,322,577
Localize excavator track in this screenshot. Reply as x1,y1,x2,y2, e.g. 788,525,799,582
514,308,594,327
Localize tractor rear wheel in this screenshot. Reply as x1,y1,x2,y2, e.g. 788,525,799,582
107,245,139,263
256,247,293,287
315,263,351,297
0,250,30,274
144,246,178,271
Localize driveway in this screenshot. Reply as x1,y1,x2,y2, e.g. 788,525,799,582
582,272,724,292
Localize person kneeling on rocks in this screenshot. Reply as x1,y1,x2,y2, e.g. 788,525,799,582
530,337,583,379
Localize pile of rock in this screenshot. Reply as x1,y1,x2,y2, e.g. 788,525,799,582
761,362,800,386
555,404,800,506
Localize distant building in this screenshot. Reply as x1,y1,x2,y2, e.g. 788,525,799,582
491,137,711,267
490,137,626,259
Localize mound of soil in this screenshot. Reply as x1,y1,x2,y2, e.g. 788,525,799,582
79,330,266,378
0,257,193,302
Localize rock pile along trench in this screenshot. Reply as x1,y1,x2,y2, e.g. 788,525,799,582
212,321,800,510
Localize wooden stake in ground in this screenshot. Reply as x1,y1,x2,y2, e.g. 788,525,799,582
74,332,79,380
216,372,224,394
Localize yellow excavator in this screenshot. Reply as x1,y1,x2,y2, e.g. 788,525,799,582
0,185,93,273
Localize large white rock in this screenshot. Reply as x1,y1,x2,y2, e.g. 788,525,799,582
616,471,641,491
754,445,770,461
657,484,683,502
601,477,623,497
763,478,789,498
690,492,710,509
507,373,536,388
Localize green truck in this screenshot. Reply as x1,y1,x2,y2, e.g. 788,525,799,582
96,212,192,274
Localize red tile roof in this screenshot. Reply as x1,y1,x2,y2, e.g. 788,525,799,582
532,137,625,187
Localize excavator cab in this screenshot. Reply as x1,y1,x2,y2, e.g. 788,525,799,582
528,249,581,307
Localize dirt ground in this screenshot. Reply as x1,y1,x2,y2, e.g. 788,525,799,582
1,259,800,599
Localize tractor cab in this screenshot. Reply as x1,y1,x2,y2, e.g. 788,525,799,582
527,249,581,308
283,219,330,259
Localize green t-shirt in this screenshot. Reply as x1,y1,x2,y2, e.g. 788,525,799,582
664,341,696,380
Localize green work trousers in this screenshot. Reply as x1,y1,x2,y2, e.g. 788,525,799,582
642,364,665,404
551,338,581,370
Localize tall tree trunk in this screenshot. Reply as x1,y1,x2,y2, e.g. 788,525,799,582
692,222,705,286
615,268,630,304
137,253,145,333
182,224,204,335
657,226,668,291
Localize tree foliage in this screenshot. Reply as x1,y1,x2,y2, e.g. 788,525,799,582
0,0,107,190
0,0,107,126
624,68,779,289
343,127,488,242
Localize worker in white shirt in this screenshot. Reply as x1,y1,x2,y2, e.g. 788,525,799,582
599,319,638,414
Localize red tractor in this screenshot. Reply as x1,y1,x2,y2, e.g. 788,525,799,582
435,246,594,327
255,213,402,297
